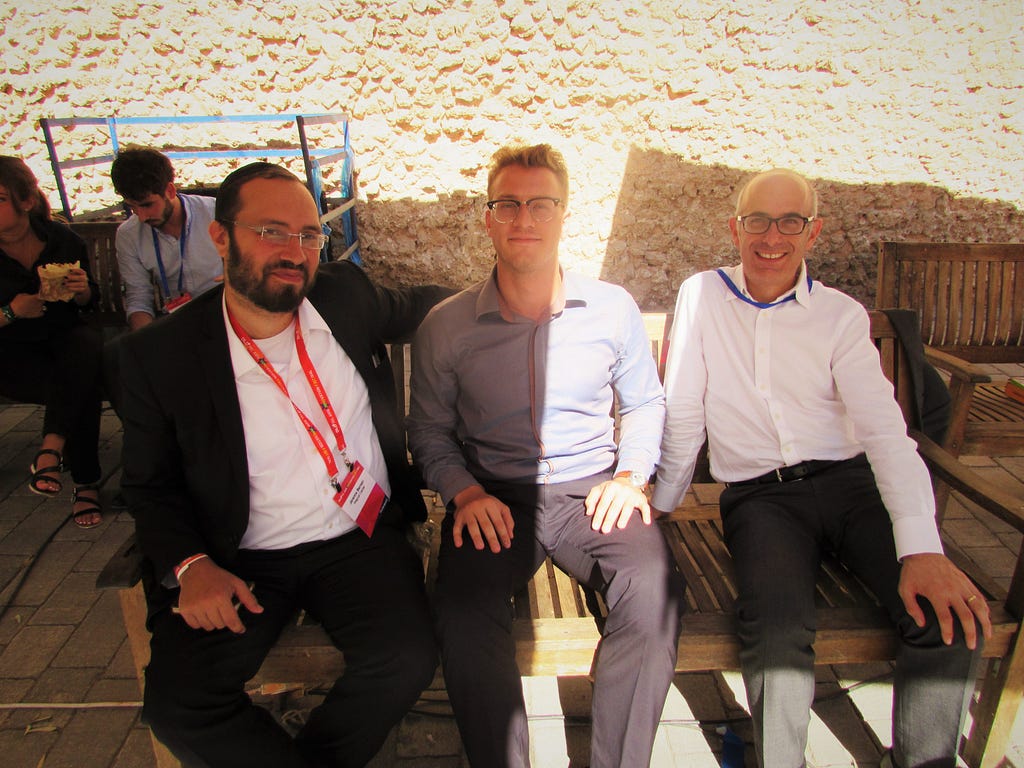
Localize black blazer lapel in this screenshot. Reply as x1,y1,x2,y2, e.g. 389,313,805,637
194,293,252,530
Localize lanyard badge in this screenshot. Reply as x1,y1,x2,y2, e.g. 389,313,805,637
333,461,388,537
228,310,388,536
164,291,193,313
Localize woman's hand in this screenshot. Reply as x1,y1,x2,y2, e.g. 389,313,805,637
65,267,92,304
9,292,46,319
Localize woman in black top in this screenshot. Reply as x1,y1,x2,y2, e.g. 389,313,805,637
0,156,104,527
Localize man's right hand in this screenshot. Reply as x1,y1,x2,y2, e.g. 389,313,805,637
176,557,263,633
452,485,514,553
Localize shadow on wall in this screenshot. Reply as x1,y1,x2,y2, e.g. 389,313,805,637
600,147,1024,311
348,147,1023,313
357,191,496,292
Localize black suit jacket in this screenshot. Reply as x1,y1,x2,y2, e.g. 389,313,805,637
116,260,449,603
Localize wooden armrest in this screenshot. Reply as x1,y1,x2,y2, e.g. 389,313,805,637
923,345,992,384
911,429,1024,533
96,533,145,590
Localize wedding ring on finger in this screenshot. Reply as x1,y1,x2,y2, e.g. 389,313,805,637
967,595,977,603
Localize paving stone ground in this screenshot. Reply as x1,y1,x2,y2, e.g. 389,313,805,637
0,397,1022,767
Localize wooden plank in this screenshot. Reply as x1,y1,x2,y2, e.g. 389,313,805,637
1012,260,1024,348
876,242,898,308
250,598,1018,681
660,522,717,614
70,220,126,326
553,566,588,619
921,259,939,342
514,617,602,676
934,259,952,347
959,259,979,346
693,520,737,608
962,628,1024,768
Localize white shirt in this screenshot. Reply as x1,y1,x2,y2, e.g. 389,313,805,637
225,298,390,550
651,263,942,559
116,194,224,317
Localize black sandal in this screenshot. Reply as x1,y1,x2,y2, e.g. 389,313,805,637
29,449,64,496
71,483,103,529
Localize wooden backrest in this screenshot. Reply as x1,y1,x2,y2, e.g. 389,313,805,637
866,309,916,428
876,241,1024,363
70,221,126,327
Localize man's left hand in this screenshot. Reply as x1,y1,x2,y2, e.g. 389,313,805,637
899,552,992,650
584,477,651,533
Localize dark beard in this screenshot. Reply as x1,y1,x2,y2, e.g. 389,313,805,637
147,198,174,229
226,236,313,313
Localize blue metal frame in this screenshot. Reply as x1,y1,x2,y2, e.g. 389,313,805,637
38,113,361,263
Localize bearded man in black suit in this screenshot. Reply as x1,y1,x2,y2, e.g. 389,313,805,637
115,162,448,767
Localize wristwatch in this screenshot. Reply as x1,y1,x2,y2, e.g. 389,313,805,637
0,304,16,323
621,471,648,488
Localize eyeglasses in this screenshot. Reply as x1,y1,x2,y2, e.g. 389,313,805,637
736,215,815,236
486,197,562,224
224,221,329,252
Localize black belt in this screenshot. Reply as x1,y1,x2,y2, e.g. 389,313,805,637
727,459,845,487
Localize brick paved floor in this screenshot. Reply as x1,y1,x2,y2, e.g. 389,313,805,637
0,401,1022,767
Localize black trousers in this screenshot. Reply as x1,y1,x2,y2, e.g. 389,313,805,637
720,456,980,768
0,324,103,484
143,524,438,768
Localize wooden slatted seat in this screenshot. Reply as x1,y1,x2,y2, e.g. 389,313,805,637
877,241,1024,457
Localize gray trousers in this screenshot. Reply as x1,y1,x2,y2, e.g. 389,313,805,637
720,455,981,768
433,473,686,768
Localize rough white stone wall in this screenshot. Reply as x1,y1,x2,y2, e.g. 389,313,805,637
2,0,1022,307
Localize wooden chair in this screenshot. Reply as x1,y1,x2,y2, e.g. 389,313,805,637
877,241,1024,457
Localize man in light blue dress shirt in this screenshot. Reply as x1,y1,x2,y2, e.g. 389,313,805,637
408,143,684,768
111,148,223,331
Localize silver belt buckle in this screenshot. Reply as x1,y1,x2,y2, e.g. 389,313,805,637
775,468,783,482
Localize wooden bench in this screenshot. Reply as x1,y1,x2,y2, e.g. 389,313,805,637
98,311,1024,768
877,241,1024,458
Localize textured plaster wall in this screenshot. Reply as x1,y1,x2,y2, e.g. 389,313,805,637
2,0,1022,308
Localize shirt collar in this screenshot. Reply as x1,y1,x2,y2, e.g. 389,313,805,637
728,260,812,307
475,267,586,323
224,296,328,378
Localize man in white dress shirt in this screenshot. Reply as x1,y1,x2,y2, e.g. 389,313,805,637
651,169,991,768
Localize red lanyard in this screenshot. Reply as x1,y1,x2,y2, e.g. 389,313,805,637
227,309,350,490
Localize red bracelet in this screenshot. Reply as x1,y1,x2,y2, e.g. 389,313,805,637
174,553,209,583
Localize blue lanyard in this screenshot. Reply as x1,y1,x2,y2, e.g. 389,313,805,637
715,268,812,309
150,198,188,298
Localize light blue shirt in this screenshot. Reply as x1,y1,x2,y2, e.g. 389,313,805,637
115,194,223,318
408,269,665,504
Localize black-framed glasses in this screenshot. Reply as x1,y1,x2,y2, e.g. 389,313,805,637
223,221,329,252
486,197,562,224
736,214,815,235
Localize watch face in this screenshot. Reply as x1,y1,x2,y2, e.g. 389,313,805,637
629,471,647,487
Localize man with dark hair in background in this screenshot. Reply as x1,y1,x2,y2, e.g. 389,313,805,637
111,148,223,330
